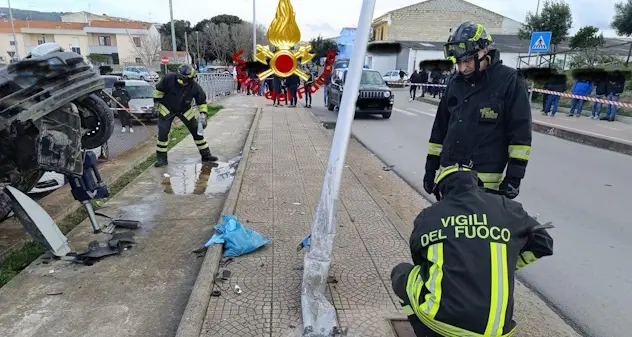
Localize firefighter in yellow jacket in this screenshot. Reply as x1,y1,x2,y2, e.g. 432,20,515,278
152,64,217,167
392,165,553,337
423,21,531,199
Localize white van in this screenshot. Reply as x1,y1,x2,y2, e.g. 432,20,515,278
120,80,156,120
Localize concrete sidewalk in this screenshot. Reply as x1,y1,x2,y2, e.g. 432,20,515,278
418,95,632,155
0,104,256,337
194,103,581,337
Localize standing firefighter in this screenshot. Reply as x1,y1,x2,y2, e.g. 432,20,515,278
423,22,532,199
152,64,217,167
392,165,554,337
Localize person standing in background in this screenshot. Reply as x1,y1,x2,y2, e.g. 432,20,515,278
419,69,428,97
591,77,609,119
304,68,314,108
430,67,442,98
603,71,625,122
409,69,422,101
111,80,133,133
272,74,282,106
568,79,593,117
286,73,300,107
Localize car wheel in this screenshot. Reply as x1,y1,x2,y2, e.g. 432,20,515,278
122,75,128,79
77,93,115,149
382,111,392,119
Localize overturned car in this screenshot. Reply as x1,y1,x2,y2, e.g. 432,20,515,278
0,43,114,221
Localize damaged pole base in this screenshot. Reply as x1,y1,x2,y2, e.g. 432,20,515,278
301,248,338,337
82,200,101,233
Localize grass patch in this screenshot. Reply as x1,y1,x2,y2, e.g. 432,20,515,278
0,105,222,287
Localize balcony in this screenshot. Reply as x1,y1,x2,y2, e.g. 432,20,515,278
88,45,118,54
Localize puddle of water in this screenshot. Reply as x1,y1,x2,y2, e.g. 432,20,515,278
162,158,239,196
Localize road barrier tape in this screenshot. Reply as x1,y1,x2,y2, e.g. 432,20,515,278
386,81,631,108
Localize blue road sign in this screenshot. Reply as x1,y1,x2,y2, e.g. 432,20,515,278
529,31,552,53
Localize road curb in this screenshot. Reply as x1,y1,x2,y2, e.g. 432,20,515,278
174,106,262,337
417,97,632,156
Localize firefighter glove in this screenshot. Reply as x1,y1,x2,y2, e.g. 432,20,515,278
423,170,436,195
500,176,521,199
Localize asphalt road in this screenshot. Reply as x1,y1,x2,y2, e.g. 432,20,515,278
106,116,157,159
308,88,632,337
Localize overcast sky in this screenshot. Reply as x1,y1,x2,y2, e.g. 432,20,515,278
9,0,625,39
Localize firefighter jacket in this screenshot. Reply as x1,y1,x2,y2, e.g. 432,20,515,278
152,73,208,119
426,50,532,189
407,170,553,337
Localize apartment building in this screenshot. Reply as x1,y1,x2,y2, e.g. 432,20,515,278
0,16,160,67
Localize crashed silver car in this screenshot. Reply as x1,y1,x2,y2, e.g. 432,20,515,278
0,43,114,221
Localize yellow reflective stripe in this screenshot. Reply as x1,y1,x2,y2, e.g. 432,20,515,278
197,103,208,113
428,142,443,156
153,89,164,98
446,56,456,64
434,165,472,184
159,105,170,116
483,182,501,190
157,140,169,146
401,305,414,315
197,143,209,150
485,242,510,336
508,145,531,161
194,139,207,145
478,172,503,183
183,108,196,120
420,243,444,318
469,24,484,41
516,251,538,271
156,147,168,152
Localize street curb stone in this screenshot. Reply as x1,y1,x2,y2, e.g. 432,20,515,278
174,106,262,337
417,97,632,156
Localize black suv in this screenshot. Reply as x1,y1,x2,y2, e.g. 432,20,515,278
326,68,393,119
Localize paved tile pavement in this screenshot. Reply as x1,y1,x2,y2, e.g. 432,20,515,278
200,107,408,337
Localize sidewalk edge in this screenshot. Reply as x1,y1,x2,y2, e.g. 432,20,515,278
417,97,632,156
174,106,262,337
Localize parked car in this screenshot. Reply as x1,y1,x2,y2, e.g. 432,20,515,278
29,171,66,194
326,68,394,119
383,70,408,82
122,66,159,82
122,80,157,120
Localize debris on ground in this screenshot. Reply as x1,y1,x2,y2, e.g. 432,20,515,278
73,231,138,265
203,214,271,257
234,285,242,294
383,165,395,171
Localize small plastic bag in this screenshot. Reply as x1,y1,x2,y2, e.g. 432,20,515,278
204,214,271,257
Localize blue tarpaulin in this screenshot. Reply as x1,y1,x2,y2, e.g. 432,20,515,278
204,214,271,257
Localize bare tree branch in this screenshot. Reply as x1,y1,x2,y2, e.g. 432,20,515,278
204,23,232,63
230,22,268,61
126,31,162,67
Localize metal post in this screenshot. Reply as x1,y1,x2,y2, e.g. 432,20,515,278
301,0,376,335
196,31,201,69
252,0,256,59
184,32,189,64
7,0,19,60
168,0,177,62
527,0,542,102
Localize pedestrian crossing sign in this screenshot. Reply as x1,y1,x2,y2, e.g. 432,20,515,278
529,31,552,53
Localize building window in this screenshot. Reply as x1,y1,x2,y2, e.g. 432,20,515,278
98,36,112,46
135,57,142,64
9,37,15,46
133,37,141,47
71,47,81,54
37,36,46,45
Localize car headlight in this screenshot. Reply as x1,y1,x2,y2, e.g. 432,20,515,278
384,91,391,98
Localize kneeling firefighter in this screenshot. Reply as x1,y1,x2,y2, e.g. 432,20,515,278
392,165,553,337
152,64,217,167
424,21,532,199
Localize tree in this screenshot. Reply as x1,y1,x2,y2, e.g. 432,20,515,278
87,53,108,64
204,23,233,62
517,0,573,52
229,22,268,61
158,20,193,51
188,31,209,65
210,14,243,26
128,33,163,66
309,36,339,61
611,0,632,36
569,26,604,49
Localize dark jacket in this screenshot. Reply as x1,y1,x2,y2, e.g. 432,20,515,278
304,72,314,86
426,50,532,185
272,75,282,91
408,171,553,336
153,73,208,115
609,73,625,94
286,74,300,88
431,69,442,83
594,80,609,96
111,87,131,108
419,71,429,83
410,72,422,83
548,74,567,93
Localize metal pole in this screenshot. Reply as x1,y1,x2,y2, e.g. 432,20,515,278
527,0,542,102
196,31,201,69
301,0,376,335
184,32,189,64
168,0,177,62
7,0,19,60
252,0,256,59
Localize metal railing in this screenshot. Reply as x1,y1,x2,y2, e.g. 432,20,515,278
197,73,234,101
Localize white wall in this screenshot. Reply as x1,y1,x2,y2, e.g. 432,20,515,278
408,50,445,72
365,53,397,75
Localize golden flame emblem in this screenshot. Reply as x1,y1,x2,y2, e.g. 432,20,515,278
255,0,315,81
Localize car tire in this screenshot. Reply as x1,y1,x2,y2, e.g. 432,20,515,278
77,93,115,149
122,75,128,79
382,111,392,119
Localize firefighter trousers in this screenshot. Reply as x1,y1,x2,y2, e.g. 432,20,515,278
156,112,210,157
391,263,442,337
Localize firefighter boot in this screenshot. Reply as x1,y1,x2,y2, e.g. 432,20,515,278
200,148,218,162
155,152,168,167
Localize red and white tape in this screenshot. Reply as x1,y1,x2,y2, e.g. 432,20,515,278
386,81,630,108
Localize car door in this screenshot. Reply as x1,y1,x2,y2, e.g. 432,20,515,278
332,70,344,105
